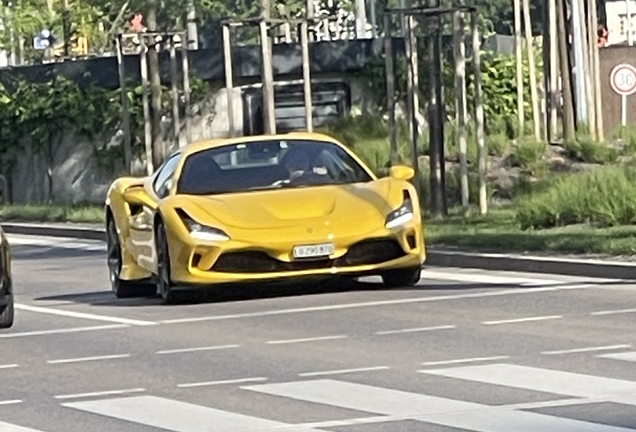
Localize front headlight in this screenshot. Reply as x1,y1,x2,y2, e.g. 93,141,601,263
385,198,414,229
177,209,230,242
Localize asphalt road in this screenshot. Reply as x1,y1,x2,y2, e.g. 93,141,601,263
2,234,636,431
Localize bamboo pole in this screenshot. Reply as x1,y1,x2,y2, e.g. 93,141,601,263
223,24,236,137
514,0,524,135
579,0,595,136
115,35,133,174
548,0,558,141
522,0,540,141
472,11,487,215
590,0,604,141
300,21,313,132
557,0,575,139
139,37,154,175
384,14,398,164
453,10,469,212
169,39,181,148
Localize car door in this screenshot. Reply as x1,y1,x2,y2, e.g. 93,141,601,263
128,154,181,273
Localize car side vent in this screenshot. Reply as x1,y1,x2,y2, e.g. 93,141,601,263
402,189,411,202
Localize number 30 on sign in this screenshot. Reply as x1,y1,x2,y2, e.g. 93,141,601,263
610,63,636,96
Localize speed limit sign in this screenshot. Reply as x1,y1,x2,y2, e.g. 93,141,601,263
610,63,636,96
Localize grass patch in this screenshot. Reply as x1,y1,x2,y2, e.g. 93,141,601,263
425,208,636,256
0,204,104,224
515,166,636,229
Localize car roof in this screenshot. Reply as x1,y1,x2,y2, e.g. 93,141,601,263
178,132,343,158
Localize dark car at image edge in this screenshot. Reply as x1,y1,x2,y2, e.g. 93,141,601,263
0,226,14,328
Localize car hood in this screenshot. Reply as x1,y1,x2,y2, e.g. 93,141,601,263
185,181,394,230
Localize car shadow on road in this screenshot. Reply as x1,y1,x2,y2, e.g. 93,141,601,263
32,277,575,308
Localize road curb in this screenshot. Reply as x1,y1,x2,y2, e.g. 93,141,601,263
426,249,636,280
2,223,105,241
4,222,636,279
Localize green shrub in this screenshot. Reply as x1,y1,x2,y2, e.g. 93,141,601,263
509,138,547,169
515,166,636,229
564,137,618,164
487,134,510,157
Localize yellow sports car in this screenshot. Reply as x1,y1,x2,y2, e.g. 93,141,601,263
105,132,426,303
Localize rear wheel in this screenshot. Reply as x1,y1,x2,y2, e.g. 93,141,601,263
107,216,150,298
381,267,421,288
155,221,179,305
0,294,14,329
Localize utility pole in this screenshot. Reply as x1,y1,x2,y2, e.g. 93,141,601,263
514,0,524,136
557,0,575,139
522,0,540,141
146,0,165,169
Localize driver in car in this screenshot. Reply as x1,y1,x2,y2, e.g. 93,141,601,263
276,150,327,185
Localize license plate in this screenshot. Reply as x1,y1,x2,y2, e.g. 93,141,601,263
292,243,334,259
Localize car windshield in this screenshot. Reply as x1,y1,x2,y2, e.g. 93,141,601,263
176,139,374,195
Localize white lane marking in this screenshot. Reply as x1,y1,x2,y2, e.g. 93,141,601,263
161,285,591,324
47,354,131,365
420,356,510,366
482,315,563,325
597,351,636,362
541,344,631,355
245,379,632,432
375,325,456,335
267,335,348,345
177,377,267,388
298,366,390,377
7,235,105,252
0,324,130,338
63,395,326,432
156,345,240,355
423,270,563,286
54,388,146,400
423,363,636,406
0,364,18,370
15,304,157,326
0,400,22,406
0,421,46,431
591,308,636,316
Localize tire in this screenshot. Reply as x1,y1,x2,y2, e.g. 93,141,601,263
155,221,179,305
0,294,14,329
381,267,421,288
106,216,151,298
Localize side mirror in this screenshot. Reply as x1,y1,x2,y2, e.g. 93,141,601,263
390,165,415,181
122,186,157,210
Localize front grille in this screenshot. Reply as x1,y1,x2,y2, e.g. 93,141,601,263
211,239,407,274
334,239,406,266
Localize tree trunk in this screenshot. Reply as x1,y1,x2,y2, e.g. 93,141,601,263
146,0,165,169
514,0,524,136
522,0,541,141
557,0,575,140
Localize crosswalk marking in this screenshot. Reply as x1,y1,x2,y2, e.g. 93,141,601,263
598,351,636,362
0,421,46,432
63,395,326,432
244,379,634,431
422,363,636,406
7,235,105,253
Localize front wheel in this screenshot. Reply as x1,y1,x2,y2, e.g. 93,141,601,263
0,294,14,329
381,267,421,288
155,222,179,305
107,217,151,298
